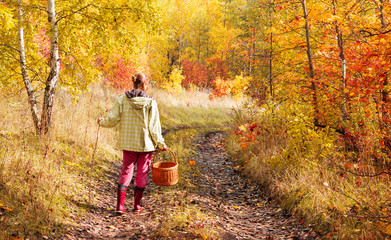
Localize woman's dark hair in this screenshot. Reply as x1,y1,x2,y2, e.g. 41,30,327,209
132,73,149,89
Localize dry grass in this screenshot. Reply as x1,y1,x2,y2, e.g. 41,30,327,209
151,87,240,131
0,84,236,239
0,85,120,238
227,101,391,239
149,87,243,109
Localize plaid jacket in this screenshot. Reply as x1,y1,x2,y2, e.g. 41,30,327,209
99,94,165,152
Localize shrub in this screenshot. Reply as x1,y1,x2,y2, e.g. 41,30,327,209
162,66,184,94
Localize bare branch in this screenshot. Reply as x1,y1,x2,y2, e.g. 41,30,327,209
329,158,391,177
0,44,20,53
360,29,391,37
56,4,93,24
26,4,48,13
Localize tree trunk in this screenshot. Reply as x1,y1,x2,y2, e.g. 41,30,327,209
40,0,60,135
379,0,388,119
17,0,41,134
301,0,318,124
178,35,182,61
378,0,390,153
333,0,348,122
268,0,274,99
249,24,255,76
197,30,201,62
379,0,386,29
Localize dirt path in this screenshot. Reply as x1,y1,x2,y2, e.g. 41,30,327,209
66,131,319,239
189,132,319,240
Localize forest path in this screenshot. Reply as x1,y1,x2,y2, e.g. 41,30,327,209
66,131,319,239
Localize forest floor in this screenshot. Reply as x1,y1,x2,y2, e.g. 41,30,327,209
65,131,320,240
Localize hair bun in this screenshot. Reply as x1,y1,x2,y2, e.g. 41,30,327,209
132,72,148,89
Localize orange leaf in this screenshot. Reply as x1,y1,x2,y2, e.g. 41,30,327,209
385,224,391,235
188,160,196,166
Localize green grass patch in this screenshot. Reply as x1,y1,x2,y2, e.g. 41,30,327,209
159,103,233,131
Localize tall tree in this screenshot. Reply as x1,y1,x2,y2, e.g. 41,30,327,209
17,0,41,133
301,0,318,125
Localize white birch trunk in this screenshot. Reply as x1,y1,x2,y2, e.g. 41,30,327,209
41,0,60,135
17,0,41,133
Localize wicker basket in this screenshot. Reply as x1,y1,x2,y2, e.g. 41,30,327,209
152,148,178,186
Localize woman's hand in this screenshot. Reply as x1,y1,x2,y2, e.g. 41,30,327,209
160,145,168,151
97,117,104,125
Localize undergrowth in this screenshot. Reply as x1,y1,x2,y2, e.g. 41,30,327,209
0,86,118,239
227,100,391,239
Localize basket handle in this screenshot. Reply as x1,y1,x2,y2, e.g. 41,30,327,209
153,148,177,165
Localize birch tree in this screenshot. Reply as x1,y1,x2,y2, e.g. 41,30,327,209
2,0,160,135
17,0,41,133
17,0,60,135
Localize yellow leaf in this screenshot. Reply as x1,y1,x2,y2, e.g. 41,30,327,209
343,88,349,93
4,207,13,211
233,206,239,209
239,125,247,132
386,224,391,235
349,92,355,97
202,235,208,240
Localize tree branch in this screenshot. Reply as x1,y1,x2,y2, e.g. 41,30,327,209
315,122,345,135
329,157,391,177
56,4,93,24
0,44,20,53
360,29,391,37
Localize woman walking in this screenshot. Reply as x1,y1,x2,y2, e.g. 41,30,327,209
98,73,167,214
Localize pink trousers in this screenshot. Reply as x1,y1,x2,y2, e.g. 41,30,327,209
118,150,153,188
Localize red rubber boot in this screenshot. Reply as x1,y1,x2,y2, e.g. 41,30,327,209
133,186,145,212
116,185,127,214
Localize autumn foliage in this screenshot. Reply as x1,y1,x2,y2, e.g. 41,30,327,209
97,55,137,91
2,0,391,238
181,60,209,88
